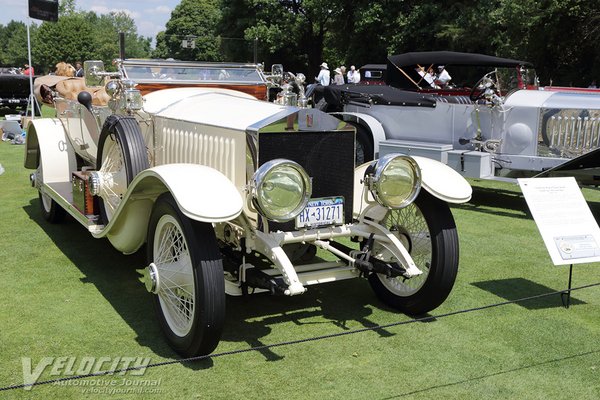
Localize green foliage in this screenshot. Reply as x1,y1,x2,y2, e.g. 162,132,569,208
33,14,96,73
0,0,150,74
0,0,599,85
153,0,222,61
0,21,31,68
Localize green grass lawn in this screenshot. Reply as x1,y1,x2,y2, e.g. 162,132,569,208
1,136,599,399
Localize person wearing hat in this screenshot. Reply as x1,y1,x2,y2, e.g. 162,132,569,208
333,67,344,85
347,65,360,84
434,65,451,87
316,62,330,86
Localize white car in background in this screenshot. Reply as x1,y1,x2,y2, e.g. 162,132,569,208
324,51,600,185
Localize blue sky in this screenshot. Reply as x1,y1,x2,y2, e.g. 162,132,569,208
2,0,179,40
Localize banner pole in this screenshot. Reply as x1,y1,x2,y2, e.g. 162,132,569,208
27,17,35,119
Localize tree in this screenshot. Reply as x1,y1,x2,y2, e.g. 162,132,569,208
33,14,96,72
32,1,150,73
153,0,222,61
0,21,31,67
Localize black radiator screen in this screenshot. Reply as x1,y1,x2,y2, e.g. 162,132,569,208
258,131,355,231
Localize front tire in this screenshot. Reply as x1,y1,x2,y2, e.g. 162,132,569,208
368,191,459,315
147,194,226,357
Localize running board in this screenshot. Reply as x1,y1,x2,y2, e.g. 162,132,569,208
43,182,104,233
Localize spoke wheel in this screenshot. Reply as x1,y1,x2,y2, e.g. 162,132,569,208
147,194,226,357
368,190,459,315
96,115,148,224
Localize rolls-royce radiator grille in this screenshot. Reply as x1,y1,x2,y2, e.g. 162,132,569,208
258,131,355,231
159,126,237,181
541,109,600,158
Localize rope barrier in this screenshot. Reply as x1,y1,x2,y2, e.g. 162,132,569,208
2,281,599,392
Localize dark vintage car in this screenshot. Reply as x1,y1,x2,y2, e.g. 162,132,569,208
0,68,34,112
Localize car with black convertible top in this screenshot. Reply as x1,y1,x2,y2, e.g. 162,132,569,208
0,67,34,112
25,57,472,356
323,51,600,184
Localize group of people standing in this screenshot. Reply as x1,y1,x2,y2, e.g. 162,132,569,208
316,62,361,86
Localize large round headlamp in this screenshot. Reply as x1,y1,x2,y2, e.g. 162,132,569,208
251,159,312,222
368,154,421,209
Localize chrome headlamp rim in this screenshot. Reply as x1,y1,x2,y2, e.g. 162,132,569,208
369,153,421,209
251,158,312,222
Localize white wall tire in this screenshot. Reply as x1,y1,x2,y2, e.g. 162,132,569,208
36,160,65,223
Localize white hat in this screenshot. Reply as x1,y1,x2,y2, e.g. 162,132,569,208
320,62,328,69
334,68,342,74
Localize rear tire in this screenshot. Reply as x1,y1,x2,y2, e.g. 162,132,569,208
36,157,66,223
147,194,226,357
39,191,66,223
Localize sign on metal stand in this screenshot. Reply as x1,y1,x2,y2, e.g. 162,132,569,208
519,177,600,308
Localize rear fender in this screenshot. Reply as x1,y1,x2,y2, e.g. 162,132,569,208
96,164,243,254
24,118,76,179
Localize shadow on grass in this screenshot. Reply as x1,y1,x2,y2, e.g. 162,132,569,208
452,184,531,220
380,348,600,399
23,199,405,365
22,200,188,362
472,277,585,309
221,280,397,361
454,181,600,223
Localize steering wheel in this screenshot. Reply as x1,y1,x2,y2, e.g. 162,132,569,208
469,72,498,102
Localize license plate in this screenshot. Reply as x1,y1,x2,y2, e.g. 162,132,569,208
8,99,20,104
295,197,344,229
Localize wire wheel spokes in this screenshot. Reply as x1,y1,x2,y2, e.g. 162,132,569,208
154,215,196,337
379,203,433,295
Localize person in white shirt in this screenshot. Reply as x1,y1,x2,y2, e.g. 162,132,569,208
435,65,452,87
347,65,360,83
316,62,330,86
333,67,344,85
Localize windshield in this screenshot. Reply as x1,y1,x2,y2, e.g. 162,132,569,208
122,62,264,83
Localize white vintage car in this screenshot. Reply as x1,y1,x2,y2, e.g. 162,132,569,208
24,58,472,357
321,51,600,185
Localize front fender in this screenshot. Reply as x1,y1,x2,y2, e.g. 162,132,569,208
96,164,243,254
412,156,472,203
353,155,471,216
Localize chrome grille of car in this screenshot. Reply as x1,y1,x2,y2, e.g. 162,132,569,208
541,109,600,158
258,130,355,231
